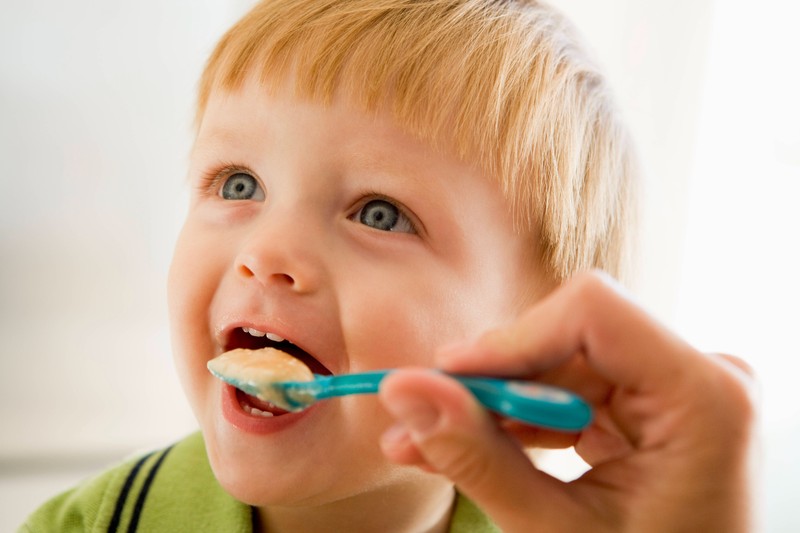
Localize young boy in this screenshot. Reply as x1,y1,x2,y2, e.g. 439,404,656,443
22,1,754,532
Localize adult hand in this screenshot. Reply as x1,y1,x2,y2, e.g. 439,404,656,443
379,271,756,533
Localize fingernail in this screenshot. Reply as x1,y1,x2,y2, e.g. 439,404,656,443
436,339,476,364
381,423,411,448
385,396,441,438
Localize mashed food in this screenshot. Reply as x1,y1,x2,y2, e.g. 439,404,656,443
207,347,314,406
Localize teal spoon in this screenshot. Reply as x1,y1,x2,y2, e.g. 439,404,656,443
210,368,592,432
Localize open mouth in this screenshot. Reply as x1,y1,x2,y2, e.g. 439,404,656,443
221,326,332,419
224,326,333,377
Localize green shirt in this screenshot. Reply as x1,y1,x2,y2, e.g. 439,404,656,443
20,432,498,532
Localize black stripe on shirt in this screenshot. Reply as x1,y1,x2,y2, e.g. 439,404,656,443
126,444,175,533
250,506,259,531
107,452,155,533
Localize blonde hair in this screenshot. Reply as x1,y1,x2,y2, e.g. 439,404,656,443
197,0,639,283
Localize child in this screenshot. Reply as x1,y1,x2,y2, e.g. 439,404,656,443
22,1,754,532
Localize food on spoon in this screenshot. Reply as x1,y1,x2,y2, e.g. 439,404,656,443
207,347,314,407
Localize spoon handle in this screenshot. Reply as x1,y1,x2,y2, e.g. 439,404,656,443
283,371,592,432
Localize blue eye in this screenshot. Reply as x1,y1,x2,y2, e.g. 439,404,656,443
220,172,264,201
357,199,415,233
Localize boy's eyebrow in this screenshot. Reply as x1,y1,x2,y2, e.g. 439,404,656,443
190,125,261,165
192,127,247,152
189,138,218,162
191,122,440,186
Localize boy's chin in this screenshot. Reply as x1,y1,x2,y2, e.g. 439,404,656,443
208,449,326,507
204,437,390,508
207,443,439,511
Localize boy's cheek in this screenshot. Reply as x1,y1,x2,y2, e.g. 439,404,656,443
338,274,499,370
166,230,220,384
167,225,224,313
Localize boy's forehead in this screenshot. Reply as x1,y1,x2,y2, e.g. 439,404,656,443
195,76,477,178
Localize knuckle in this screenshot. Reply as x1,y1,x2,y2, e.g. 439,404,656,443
566,270,629,330
706,353,759,428
717,352,756,379
725,367,758,422
569,270,617,307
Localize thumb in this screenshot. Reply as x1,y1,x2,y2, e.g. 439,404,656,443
379,369,574,532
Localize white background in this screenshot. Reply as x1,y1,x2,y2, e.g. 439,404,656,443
1,0,798,531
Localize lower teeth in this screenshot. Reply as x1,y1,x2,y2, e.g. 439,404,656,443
243,403,274,418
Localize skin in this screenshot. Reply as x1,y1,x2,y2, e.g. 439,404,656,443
167,74,548,532
380,271,757,532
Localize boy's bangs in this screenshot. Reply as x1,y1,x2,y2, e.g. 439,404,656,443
198,1,553,215
197,0,637,282
199,3,526,152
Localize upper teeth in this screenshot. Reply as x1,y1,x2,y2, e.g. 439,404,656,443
243,327,285,343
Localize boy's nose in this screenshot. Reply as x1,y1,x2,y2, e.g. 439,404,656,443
233,213,323,294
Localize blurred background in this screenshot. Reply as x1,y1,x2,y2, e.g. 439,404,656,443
1,0,797,530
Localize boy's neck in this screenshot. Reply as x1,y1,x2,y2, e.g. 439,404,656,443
255,480,455,533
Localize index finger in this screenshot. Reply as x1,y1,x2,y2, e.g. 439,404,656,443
437,270,698,395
